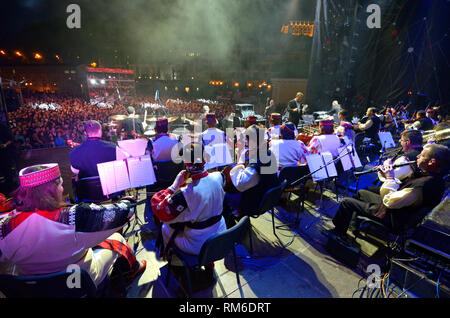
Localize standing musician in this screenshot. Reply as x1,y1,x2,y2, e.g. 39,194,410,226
201,113,226,146
70,120,128,179
328,100,342,124
121,106,145,139
286,92,304,128
150,142,227,256
223,125,280,221
147,118,178,162
307,119,342,157
403,110,434,131
270,122,309,169
328,144,449,241
0,163,146,287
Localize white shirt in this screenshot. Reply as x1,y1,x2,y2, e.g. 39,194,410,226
269,139,309,167
201,128,226,146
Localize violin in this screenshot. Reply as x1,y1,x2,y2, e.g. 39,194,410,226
296,132,314,144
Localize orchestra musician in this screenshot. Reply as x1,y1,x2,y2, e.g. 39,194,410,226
335,120,355,146
404,110,434,131
223,125,280,223
426,108,439,126
354,107,382,146
328,100,342,124
269,122,309,169
147,118,178,162
267,113,282,140
327,143,449,242
307,119,342,157
201,113,226,146
69,120,128,179
121,106,145,139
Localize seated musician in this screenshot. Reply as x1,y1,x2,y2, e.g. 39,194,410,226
270,122,309,169
0,164,146,286
335,114,356,146
307,119,342,157
150,142,227,256
121,106,145,139
404,110,434,131
245,115,258,128
70,120,127,179
328,143,449,241
147,118,178,162
267,113,283,140
223,125,279,219
354,107,382,145
426,109,439,126
201,113,226,146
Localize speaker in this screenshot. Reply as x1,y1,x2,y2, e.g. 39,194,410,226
325,236,361,268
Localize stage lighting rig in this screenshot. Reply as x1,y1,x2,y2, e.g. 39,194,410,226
281,21,314,37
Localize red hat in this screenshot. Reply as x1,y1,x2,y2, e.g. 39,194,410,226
205,113,217,122
426,108,434,113
246,115,257,124
19,163,61,188
270,113,281,121
156,118,169,127
319,119,334,127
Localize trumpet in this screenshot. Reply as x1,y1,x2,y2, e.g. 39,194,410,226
354,161,416,176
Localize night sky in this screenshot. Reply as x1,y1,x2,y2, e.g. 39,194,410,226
0,0,316,65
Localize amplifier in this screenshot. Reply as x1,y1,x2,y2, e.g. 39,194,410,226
405,239,450,274
325,236,360,268
390,259,450,298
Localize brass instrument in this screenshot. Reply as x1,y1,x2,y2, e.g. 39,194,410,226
422,128,450,144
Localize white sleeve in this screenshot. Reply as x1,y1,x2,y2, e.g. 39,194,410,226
230,165,260,192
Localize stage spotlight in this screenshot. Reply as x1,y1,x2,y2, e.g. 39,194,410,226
90,79,97,85
34,53,42,59
100,79,105,84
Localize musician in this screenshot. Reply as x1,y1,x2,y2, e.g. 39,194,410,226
224,125,280,219
354,107,381,144
201,113,226,146
245,115,258,128
286,92,304,128
147,118,178,162
70,120,127,179
335,121,355,146
121,106,144,139
267,113,282,140
264,99,276,121
328,143,449,241
404,110,434,131
0,163,146,287
426,109,439,126
150,142,227,256
307,119,342,157
270,122,309,168
328,100,342,124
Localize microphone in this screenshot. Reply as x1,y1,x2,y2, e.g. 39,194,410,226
354,161,416,176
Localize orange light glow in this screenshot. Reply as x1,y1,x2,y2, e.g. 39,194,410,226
15,51,23,57
0,50,6,55
34,53,42,59
234,82,239,87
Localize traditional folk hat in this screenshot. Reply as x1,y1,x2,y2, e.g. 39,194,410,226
246,115,257,125
319,119,334,127
280,122,296,140
19,163,61,188
205,113,217,122
270,113,281,121
156,117,169,127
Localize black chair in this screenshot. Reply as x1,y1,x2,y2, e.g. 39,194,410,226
73,176,122,203
250,180,287,238
278,165,310,226
165,216,251,297
0,269,98,298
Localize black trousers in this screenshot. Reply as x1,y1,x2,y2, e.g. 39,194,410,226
332,189,382,235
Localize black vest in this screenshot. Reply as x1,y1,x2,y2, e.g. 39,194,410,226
239,152,280,216
418,117,434,131
377,172,445,231
364,115,381,140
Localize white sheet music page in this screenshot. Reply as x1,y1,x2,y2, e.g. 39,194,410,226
321,152,338,178
204,143,234,170
127,155,157,188
97,160,131,196
378,131,396,149
339,146,354,171
306,154,328,181
118,139,148,157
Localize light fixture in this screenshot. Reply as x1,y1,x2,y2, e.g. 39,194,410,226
90,79,97,85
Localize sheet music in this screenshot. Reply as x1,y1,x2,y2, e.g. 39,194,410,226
118,139,148,157
378,131,396,149
338,146,363,171
305,152,337,181
127,155,156,188
97,160,131,196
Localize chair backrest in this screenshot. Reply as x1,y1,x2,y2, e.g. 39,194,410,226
147,160,184,192
75,176,114,203
0,269,97,298
197,216,250,267
278,165,310,186
255,180,287,217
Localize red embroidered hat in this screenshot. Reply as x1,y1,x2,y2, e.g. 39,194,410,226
246,115,257,124
19,164,61,188
319,119,334,127
156,117,169,127
205,113,217,122
270,113,281,121
340,121,353,130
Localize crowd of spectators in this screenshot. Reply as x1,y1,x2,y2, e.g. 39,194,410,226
7,93,236,150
